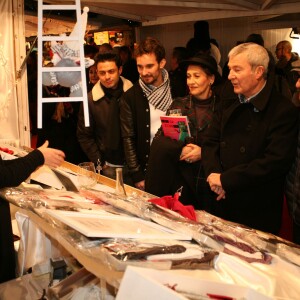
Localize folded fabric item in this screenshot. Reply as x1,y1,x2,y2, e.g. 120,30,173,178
148,192,197,221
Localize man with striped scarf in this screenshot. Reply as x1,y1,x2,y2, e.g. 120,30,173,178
120,37,172,190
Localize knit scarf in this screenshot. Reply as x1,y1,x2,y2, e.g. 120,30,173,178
139,68,173,112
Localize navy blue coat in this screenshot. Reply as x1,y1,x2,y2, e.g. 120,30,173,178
202,79,298,234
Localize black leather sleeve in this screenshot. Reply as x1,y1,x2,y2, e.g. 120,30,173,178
120,93,144,183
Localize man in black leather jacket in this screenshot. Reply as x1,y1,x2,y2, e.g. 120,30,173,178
120,37,172,190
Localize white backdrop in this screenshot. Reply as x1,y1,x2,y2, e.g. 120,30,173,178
0,0,19,143
0,0,30,147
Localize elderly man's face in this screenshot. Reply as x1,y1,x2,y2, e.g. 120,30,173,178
228,52,264,98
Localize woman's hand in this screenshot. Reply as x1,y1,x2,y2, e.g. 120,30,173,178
179,143,201,163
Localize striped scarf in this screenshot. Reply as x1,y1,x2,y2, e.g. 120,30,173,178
139,68,173,112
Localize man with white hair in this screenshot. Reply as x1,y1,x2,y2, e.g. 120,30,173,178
203,42,298,234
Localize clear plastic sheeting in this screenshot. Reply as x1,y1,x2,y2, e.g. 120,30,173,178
47,268,116,300
100,239,217,271
0,273,49,300
1,172,300,299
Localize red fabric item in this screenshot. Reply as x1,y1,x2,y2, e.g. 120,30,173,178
148,192,197,221
279,196,293,242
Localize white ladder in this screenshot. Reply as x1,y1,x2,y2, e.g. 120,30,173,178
37,0,89,128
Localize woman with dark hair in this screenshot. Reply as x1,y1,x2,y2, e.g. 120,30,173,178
87,63,99,92
145,54,222,211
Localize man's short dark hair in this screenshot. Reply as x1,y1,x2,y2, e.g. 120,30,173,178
172,47,188,63
135,37,165,63
94,51,122,68
84,44,99,57
119,45,132,59
99,43,113,53
245,33,264,47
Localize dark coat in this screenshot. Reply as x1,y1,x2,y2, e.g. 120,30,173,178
0,149,44,283
145,94,218,210
37,86,88,165
77,77,132,166
285,112,300,224
37,101,88,165
275,52,299,94
202,79,298,234
119,83,151,183
0,199,15,283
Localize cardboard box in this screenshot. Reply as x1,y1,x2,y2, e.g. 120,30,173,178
116,266,272,300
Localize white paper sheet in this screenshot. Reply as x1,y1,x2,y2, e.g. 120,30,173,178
45,210,192,240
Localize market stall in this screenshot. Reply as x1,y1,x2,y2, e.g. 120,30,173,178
0,145,300,299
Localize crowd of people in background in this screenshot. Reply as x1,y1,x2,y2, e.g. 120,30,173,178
24,22,300,245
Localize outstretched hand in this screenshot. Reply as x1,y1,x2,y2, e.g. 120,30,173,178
38,141,65,168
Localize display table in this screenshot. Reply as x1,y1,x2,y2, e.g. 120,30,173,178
15,208,123,286
1,159,300,299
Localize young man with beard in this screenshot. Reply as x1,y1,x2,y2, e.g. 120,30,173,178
202,43,298,235
77,52,133,182
120,37,172,190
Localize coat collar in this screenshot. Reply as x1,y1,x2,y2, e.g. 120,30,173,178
91,76,133,101
221,78,272,112
220,78,273,126
250,78,272,112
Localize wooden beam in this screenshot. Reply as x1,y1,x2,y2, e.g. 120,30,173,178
88,5,155,21
221,0,260,10
142,2,300,26
83,0,250,11
251,14,281,22
261,0,277,11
